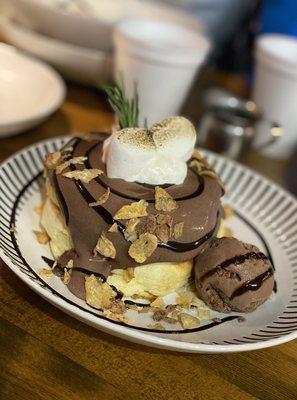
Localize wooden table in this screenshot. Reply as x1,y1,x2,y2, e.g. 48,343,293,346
0,84,296,400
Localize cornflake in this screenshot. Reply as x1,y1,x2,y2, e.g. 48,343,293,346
44,152,62,170
94,234,116,259
33,230,50,244
150,297,165,309
124,217,140,242
176,291,196,308
128,233,158,263
196,308,211,320
108,223,118,233
156,214,173,226
148,323,165,331
85,275,115,309
63,268,72,285
178,313,200,329
62,168,103,183
102,309,129,323
123,267,134,283
56,156,88,174
33,204,43,215
89,188,110,207
173,222,184,239
155,224,170,243
189,159,204,174
114,200,148,220
38,268,54,278
155,186,178,212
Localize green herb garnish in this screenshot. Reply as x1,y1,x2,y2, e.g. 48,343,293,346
103,80,139,129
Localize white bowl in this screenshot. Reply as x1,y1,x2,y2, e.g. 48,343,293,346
3,0,203,52
0,17,112,86
0,43,65,137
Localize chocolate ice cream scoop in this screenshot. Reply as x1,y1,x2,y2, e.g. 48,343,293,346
195,237,274,313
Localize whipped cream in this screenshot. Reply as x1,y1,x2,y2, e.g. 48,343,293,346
103,117,196,185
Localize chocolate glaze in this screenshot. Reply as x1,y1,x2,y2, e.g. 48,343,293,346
49,134,223,300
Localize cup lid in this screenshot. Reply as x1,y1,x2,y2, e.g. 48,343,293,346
113,18,211,65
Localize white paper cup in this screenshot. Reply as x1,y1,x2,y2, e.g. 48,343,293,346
253,34,297,158
113,18,211,125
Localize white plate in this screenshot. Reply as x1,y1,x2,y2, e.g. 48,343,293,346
4,0,203,52
0,137,297,353
0,17,112,86
0,44,65,137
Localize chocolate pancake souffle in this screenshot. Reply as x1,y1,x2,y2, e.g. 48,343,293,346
40,116,225,301
39,95,274,316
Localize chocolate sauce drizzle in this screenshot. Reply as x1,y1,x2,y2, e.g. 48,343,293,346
200,252,268,282
52,170,69,225
230,267,274,300
160,219,218,252
199,252,274,300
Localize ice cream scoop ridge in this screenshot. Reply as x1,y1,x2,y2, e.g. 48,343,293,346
103,116,196,185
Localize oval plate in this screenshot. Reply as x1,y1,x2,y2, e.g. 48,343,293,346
0,137,297,353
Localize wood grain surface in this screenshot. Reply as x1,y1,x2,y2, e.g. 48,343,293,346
0,84,296,400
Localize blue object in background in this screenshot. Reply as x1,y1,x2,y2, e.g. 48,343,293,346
260,0,297,37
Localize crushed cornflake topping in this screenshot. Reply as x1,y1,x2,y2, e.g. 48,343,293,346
189,159,204,174
62,168,103,183
85,275,115,309
33,204,43,215
33,230,50,244
123,267,134,283
56,156,88,174
136,213,173,243
108,299,127,314
150,297,165,309
178,313,200,329
176,291,196,308
139,306,155,313
124,217,140,242
44,152,62,170
126,303,138,311
224,204,234,219
89,188,110,207
156,213,173,226
94,234,116,259
196,308,211,320
163,316,177,324
128,232,158,263
114,200,148,220
155,186,178,212
38,268,54,277
108,223,119,233
63,268,72,285
148,323,165,331
155,224,170,243
102,309,129,323
212,317,222,323
152,309,167,322
173,222,184,239
9,224,17,234
66,259,74,269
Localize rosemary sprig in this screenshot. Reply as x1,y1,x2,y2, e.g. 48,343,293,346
102,80,139,129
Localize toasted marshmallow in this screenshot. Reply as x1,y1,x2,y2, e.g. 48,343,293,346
103,116,196,185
